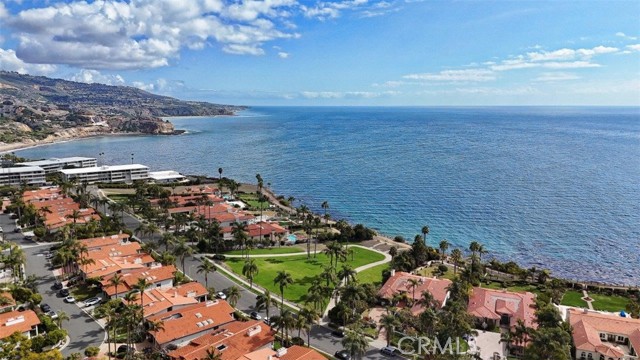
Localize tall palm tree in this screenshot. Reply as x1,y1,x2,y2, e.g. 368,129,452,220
109,273,124,298
338,264,357,285
450,248,463,275
147,223,160,242
158,232,175,252
342,324,370,360
197,258,216,288
242,259,259,289
226,286,241,307
231,222,248,257
439,239,450,260
173,238,194,274
218,167,223,182
203,348,223,360
298,307,320,347
389,246,398,260
273,270,293,311
255,290,273,320
406,278,420,304
321,201,329,226
56,311,70,329
133,278,150,310
421,225,430,246
379,310,400,346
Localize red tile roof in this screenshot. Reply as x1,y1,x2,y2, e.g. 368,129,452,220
101,265,177,296
149,300,236,346
0,310,41,340
569,308,640,358
377,271,451,314
168,320,275,360
278,345,326,360
467,288,537,329
79,234,131,250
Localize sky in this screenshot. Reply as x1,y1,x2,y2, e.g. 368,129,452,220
0,0,639,106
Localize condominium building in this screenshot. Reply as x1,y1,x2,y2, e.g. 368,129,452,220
0,166,46,186
59,164,149,184
16,157,97,174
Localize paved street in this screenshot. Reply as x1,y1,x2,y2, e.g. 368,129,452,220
0,214,105,356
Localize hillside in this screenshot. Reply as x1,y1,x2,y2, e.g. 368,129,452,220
0,71,245,146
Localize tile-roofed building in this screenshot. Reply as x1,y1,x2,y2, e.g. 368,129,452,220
568,308,640,360
377,270,452,315
277,345,327,360
0,310,41,340
467,287,537,329
123,282,208,318
79,234,131,250
21,187,63,202
101,265,177,298
81,253,156,280
149,300,236,347
30,196,101,230
167,320,275,360
0,292,16,313
85,241,141,260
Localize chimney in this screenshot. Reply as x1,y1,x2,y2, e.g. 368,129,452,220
174,291,178,298
390,269,396,277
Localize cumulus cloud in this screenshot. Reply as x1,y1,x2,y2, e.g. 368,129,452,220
301,0,375,20
4,0,300,70
403,69,496,82
131,78,184,94
277,51,289,58
627,44,640,51
69,69,126,85
616,32,638,40
0,47,56,74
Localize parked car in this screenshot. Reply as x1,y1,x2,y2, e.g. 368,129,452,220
46,310,58,320
116,345,135,359
263,317,271,326
84,297,102,307
40,303,51,312
216,291,227,300
59,288,70,297
249,311,262,320
44,252,54,260
64,296,76,303
52,282,63,290
334,350,351,360
331,329,346,338
381,346,399,356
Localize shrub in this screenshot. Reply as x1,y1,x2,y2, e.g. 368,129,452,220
438,264,448,274
290,337,305,346
393,236,406,243
84,346,100,357
45,329,67,346
34,227,46,238
212,254,226,261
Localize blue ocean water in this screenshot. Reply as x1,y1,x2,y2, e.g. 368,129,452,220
15,107,640,285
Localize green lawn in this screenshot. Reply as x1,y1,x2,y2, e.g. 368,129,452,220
357,263,389,285
225,247,305,256
560,290,588,308
237,194,269,210
225,247,385,303
416,264,457,280
590,293,630,312
482,281,541,296
71,285,101,302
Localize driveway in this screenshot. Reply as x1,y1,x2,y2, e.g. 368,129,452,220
473,330,505,360
0,213,105,356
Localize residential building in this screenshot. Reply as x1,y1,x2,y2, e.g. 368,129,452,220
0,292,16,313
80,253,157,279
101,264,176,298
221,222,288,241
126,282,208,318
79,234,131,251
377,270,452,314
0,310,40,340
569,308,640,360
0,166,45,186
59,164,149,184
148,170,188,184
167,320,275,360
21,187,63,202
467,288,537,329
148,300,236,348
16,157,97,174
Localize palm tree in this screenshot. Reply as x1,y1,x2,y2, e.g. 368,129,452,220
419,290,437,309
338,265,357,285
218,167,223,182
226,286,241,307
203,348,223,360
450,248,462,275
147,223,160,242
298,306,320,346
379,310,400,346
406,278,420,304
321,201,329,226
158,232,175,252
197,258,216,288
255,290,273,320
133,277,150,310
273,270,293,311
421,225,430,246
242,259,259,289
109,273,124,298
231,222,248,257
56,310,70,329
389,246,397,260
439,239,450,260
342,324,370,360
173,238,194,274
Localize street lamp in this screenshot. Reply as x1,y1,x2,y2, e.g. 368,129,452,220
131,153,134,164
99,152,105,166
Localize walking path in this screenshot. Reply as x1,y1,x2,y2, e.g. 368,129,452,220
582,289,595,310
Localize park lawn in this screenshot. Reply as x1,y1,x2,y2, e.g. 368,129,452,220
417,264,458,281
590,293,630,312
561,290,588,308
481,281,542,296
225,247,305,256
225,247,385,303
107,194,134,204
237,193,269,210
357,263,389,285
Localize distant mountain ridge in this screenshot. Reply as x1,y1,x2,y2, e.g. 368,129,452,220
0,71,245,146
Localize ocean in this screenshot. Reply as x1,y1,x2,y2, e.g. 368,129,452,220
15,106,640,285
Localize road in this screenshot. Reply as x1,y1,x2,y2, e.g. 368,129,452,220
105,194,391,359
0,214,105,356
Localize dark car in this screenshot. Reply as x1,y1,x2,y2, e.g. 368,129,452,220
59,288,70,297
334,350,351,360
331,329,346,338
116,345,134,359
40,303,51,313
249,311,262,320
52,282,63,290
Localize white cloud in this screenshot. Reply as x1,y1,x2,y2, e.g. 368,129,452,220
301,0,372,20
277,51,289,58
4,0,300,70
403,69,496,82
526,46,618,62
0,47,56,74
300,90,396,99
0,3,7,19
627,44,640,51
69,69,125,85
131,78,184,94
616,32,638,40
533,72,580,82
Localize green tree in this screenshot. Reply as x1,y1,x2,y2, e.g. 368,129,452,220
226,286,241,307
255,290,273,320
379,310,400,346
197,258,216,288
342,324,370,360
273,270,293,311
242,259,259,289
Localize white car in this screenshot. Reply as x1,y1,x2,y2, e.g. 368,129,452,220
216,292,227,300
46,310,58,319
84,297,102,307
64,296,76,303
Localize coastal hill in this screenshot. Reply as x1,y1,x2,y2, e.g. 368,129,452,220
0,71,245,148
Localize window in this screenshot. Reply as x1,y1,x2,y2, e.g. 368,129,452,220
580,352,586,360
599,333,606,340
617,336,624,342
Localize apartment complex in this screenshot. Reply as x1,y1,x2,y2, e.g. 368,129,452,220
59,164,149,184
0,166,46,186
16,157,97,174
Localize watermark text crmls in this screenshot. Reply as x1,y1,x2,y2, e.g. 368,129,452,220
397,336,466,355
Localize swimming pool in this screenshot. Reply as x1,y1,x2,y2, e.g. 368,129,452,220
287,234,297,243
